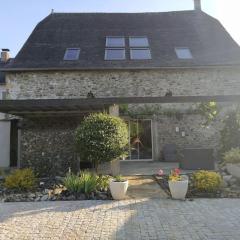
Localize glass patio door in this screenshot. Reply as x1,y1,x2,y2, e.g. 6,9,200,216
126,119,152,160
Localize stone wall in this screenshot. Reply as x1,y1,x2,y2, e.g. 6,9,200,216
20,112,223,174
6,68,240,171
6,68,240,99
151,114,223,161
20,117,83,176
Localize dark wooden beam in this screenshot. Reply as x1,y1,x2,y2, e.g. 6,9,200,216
1,95,240,116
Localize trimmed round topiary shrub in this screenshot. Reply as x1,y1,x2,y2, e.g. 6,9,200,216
75,113,128,171
192,170,222,193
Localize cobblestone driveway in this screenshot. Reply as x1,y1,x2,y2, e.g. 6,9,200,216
0,199,240,240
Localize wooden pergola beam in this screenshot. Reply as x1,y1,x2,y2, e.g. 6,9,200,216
1,95,240,115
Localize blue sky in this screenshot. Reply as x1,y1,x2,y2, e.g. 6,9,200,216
0,0,239,57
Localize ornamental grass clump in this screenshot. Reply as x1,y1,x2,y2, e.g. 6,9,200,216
63,171,110,196
63,173,84,195
192,170,222,193
4,168,36,192
80,171,98,194
75,113,128,172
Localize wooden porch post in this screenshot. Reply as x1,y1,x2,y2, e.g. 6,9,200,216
109,104,120,176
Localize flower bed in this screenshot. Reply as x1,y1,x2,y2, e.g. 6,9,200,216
154,171,240,199
0,170,112,202
0,178,112,202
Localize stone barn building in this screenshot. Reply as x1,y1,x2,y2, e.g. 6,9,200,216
1,0,240,174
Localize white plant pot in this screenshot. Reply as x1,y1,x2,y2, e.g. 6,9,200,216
168,175,189,200
226,164,240,179
110,180,128,200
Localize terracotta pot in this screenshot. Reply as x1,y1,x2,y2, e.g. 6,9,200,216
168,175,189,200
110,180,128,200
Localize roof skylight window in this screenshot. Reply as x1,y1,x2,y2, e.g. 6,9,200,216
105,48,126,60
129,37,149,47
106,37,125,47
63,48,80,60
130,48,151,60
175,47,193,59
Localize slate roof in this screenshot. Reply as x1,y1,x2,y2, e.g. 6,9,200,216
4,11,240,71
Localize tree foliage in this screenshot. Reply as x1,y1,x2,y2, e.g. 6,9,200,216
75,113,128,171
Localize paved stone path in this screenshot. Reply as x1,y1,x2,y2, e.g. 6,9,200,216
1,199,240,240
126,176,168,199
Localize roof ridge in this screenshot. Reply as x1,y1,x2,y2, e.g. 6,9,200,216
51,10,196,15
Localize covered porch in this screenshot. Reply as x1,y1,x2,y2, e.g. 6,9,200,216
0,94,240,174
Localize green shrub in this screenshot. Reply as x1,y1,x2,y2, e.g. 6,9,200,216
113,175,126,182
96,175,111,191
4,168,36,192
223,148,240,164
197,101,218,126
192,170,222,192
75,113,128,171
63,171,99,195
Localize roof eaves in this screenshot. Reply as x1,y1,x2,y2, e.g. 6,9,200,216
2,64,240,72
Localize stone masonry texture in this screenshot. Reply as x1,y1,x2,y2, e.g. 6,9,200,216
6,68,240,99
20,117,83,176
1,199,240,240
5,68,240,171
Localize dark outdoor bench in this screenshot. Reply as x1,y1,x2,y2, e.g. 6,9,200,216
180,148,215,170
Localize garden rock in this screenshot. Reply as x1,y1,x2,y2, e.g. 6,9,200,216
97,192,108,200
41,195,49,201
229,177,237,185
223,175,233,183
65,195,76,201
35,196,41,202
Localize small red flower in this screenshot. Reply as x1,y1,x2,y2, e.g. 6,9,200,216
174,168,181,175
157,169,164,176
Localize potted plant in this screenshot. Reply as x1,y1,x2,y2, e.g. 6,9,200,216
223,148,240,179
110,175,128,200
168,168,188,200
